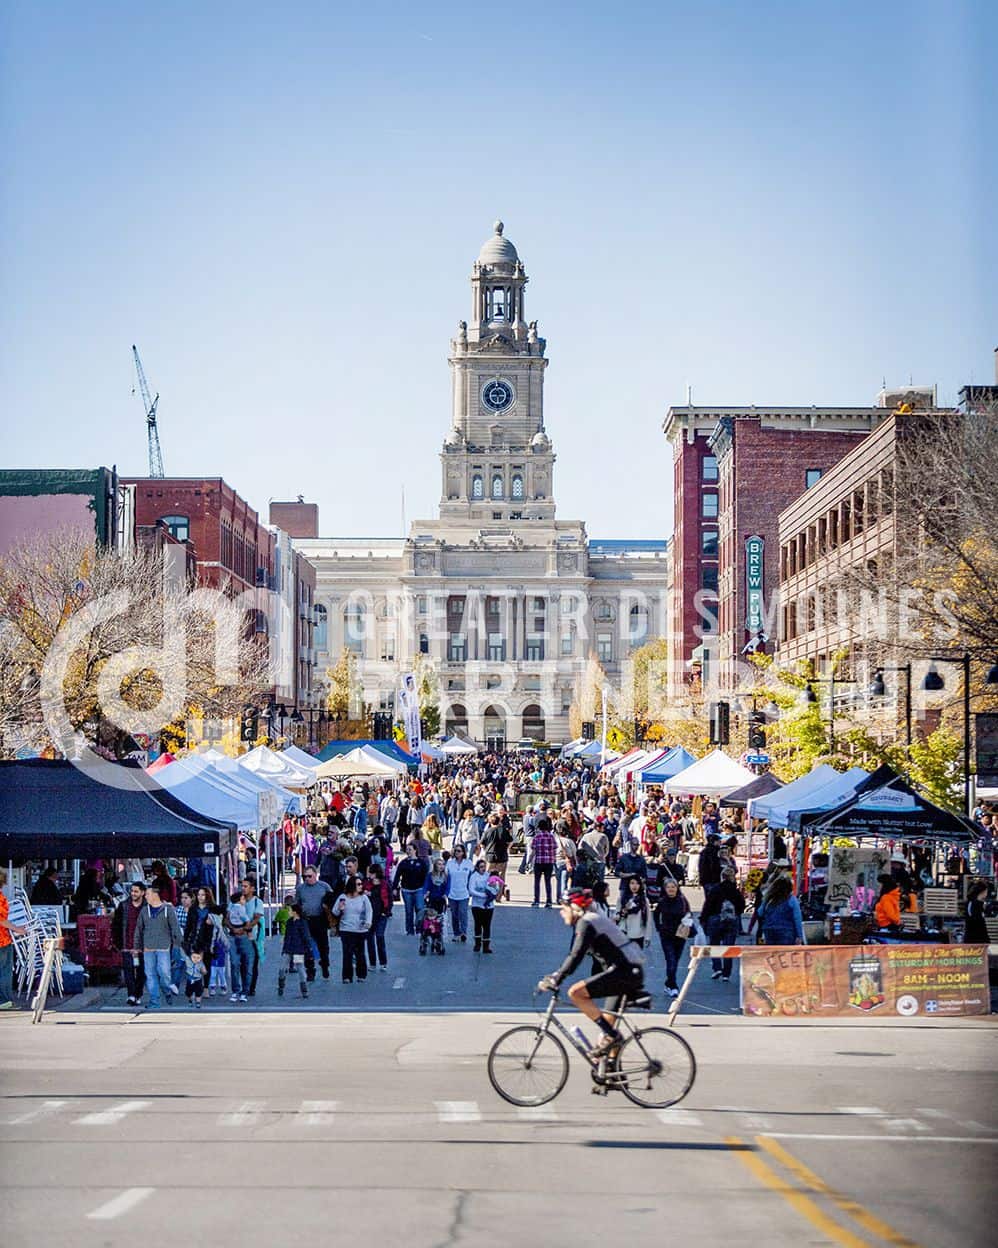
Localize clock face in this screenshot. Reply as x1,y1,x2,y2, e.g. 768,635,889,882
481,378,514,413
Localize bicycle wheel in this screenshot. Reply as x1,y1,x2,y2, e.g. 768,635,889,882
488,1026,570,1106
615,1027,696,1109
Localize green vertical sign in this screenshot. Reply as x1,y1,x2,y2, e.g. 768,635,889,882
745,535,764,632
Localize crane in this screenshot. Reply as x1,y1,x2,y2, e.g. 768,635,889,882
131,344,164,477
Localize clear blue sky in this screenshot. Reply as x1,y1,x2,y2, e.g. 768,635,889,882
2,1,995,540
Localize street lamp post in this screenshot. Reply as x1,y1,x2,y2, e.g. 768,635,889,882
801,671,855,753
921,653,998,817
869,664,913,747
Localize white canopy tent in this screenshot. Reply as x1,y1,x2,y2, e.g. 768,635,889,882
149,757,261,831
746,763,840,825
352,744,407,774
315,747,402,780
662,749,757,799
440,736,479,755
281,745,320,772
206,754,306,816
238,744,316,788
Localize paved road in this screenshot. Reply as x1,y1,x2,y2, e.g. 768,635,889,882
77,866,746,1017
1,1011,995,1246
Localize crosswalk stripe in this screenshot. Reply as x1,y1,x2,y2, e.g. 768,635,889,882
301,1100,338,1125
656,1109,703,1128
837,1106,883,1116
436,1100,481,1123
75,1101,150,1126
87,1188,155,1221
219,1101,265,1126
9,1100,70,1125
392,977,406,990
883,1118,929,1133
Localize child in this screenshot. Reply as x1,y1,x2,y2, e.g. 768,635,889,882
226,890,249,931
275,894,295,937
208,922,228,996
278,902,312,999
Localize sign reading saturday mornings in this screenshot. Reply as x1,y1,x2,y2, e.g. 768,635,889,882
740,945,990,1018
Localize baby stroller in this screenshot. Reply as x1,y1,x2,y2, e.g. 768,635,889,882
419,903,446,956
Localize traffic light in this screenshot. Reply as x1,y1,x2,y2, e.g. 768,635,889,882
748,709,766,750
240,706,258,742
582,721,595,741
708,701,730,746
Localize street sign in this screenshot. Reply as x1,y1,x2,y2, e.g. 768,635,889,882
745,535,765,632
745,752,770,765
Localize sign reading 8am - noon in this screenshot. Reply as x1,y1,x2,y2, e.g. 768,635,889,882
740,944,990,1018
745,535,764,632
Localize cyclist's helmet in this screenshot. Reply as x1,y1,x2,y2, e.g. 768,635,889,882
563,887,594,910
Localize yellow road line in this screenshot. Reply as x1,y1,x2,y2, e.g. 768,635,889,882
724,1135,868,1248
757,1135,922,1247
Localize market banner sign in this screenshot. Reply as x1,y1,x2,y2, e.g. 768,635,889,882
740,944,989,1018
399,671,422,760
745,535,764,632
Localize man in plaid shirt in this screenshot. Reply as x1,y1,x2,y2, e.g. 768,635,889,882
530,816,558,908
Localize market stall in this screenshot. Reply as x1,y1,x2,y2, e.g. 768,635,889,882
663,748,757,799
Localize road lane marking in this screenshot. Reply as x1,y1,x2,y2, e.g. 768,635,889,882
767,1132,998,1144
882,1118,929,1133
838,1106,883,1116
393,977,406,990
515,1105,557,1121
301,1099,338,1125
87,1188,155,1221
656,1109,703,1128
916,1108,991,1132
757,1135,923,1246
75,1100,150,1126
9,1100,70,1125
436,1100,481,1123
219,1101,265,1126
726,1135,868,1248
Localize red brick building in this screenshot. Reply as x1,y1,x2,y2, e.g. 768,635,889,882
664,406,889,695
124,477,275,598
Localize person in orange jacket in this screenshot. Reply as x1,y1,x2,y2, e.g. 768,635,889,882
874,875,902,930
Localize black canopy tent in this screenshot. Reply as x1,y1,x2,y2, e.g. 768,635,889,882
806,764,976,842
721,772,785,808
0,759,237,858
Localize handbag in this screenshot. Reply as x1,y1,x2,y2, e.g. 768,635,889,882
676,913,694,940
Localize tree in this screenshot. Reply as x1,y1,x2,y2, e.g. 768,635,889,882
0,529,270,759
324,648,367,739
412,656,441,738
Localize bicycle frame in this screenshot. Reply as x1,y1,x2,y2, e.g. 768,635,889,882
533,988,641,1068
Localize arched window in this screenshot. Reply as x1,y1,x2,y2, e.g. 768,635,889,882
492,474,503,499
313,603,328,650
522,704,545,740
344,601,365,654
159,514,190,542
471,475,484,500
445,703,468,736
511,474,524,500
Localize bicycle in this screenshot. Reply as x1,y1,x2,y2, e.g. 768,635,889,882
487,986,696,1109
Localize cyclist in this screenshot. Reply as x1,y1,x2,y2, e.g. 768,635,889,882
537,886,646,1057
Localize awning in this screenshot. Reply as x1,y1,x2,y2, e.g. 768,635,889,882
639,746,698,784
747,764,841,824
784,768,871,831
206,755,306,816
663,749,757,798
439,736,479,755
0,758,236,857
238,745,316,788
147,756,262,831
315,747,404,779
316,739,419,768
809,764,977,841
722,772,785,808
281,745,320,771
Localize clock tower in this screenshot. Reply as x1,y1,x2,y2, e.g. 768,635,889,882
440,221,555,521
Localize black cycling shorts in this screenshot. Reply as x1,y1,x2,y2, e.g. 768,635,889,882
583,961,643,1007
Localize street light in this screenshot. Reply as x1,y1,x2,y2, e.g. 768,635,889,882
799,671,855,751
921,653,998,815
868,664,912,747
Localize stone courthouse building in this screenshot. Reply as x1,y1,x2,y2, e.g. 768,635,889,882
288,222,668,746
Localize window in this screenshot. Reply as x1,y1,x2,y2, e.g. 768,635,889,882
522,704,545,739
806,468,823,489
597,632,613,662
701,529,718,557
525,636,544,661
416,594,427,613
533,596,545,611
702,492,718,518
380,635,395,662
510,511,522,520
488,633,506,661
594,601,613,621
561,632,573,656
702,455,718,482
448,633,466,662
511,474,524,499
629,602,648,644
493,512,503,520
159,515,190,542
313,604,328,650
701,565,719,593
492,474,503,499
419,632,429,655
471,475,483,499
561,597,576,615
344,603,365,654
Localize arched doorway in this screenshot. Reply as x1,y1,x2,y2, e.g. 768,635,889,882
483,705,506,752
521,704,545,742
445,703,468,737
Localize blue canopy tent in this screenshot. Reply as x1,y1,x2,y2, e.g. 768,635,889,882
316,739,418,770
639,746,697,784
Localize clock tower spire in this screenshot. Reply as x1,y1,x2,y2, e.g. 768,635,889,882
440,221,555,521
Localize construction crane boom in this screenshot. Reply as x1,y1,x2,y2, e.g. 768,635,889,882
131,344,164,477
